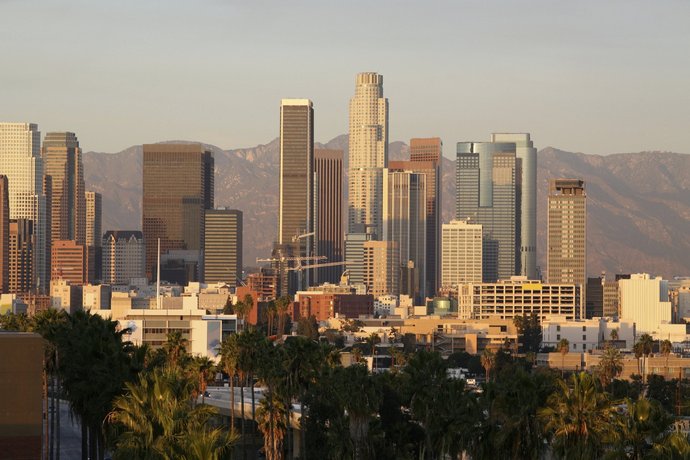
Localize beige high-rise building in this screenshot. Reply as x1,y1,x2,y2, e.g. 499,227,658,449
85,191,102,247
363,240,399,298
547,179,586,287
441,220,483,288
348,72,388,239
0,123,48,291
42,132,86,247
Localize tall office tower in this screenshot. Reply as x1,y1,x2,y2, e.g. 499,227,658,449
51,240,93,285
383,168,427,301
491,134,537,279
42,132,86,246
102,231,145,285
8,219,35,293
441,220,483,287
85,190,102,281
142,143,214,281
456,139,521,282
203,208,243,286
409,137,442,296
0,123,48,291
314,149,343,284
279,99,314,246
363,240,399,297
0,176,9,293
85,191,102,247
348,72,388,239
344,231,374,288
547,179,586,288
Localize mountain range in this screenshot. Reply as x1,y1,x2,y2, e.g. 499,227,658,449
83,136,690,279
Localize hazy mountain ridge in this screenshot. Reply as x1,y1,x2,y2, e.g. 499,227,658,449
83,139,690,278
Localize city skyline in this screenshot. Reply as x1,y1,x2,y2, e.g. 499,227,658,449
2,1,689,155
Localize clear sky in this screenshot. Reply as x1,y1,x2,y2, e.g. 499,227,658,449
2,0,689,156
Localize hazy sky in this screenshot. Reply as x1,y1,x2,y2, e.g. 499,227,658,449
2,0,689,157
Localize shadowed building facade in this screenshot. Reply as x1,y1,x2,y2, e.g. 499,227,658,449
456,140,521,282
203,208,243,286
142,143,214,282
314,149,343,284
409,137,442,297
0,176,8,293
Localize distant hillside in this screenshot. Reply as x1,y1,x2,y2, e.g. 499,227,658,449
83,139,690,278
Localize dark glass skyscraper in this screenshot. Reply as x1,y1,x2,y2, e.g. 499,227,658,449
314,149,343,284
456,141,521,282
142,143,214,281
203,208,243,286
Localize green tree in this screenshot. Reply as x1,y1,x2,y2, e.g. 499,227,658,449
481,348,496,382
161,331,189,368
296,315,319,340
636,333,654,383
256,393,287,460
513,313,542,354
539,372,615,459
108,365,235,459
597,344,623,387
218,334,240,432
661,339,673,376
558,338,570,376
609,397,672,460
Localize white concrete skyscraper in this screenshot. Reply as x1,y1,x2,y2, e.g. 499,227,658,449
0,123,48,292
348,72,388,239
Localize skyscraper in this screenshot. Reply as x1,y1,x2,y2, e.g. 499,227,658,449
383,167,427,301
278,99,314,247
142,143,214,281
409,137,442,296
456,139,520,282
441,220,483,287
8,219,35,293
363,240,399,297
42,132,86,245
51,239,93,285
491,133,537,279
203,208,243,286
547,179,586,288
85,191,102,281
0,123,48,291
348,72,388,239
85,191,102,248
314,149,343,284
0,176,9,293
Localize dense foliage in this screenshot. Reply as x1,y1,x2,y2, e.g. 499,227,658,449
3,310,690,459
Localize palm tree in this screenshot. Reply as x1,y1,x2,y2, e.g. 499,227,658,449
218,334,240,432
162,330,189,367
598,344,623,387
661,339,673,377
610,328,619,342
108,366,236,459
558,338,570,376
265,300,278,336
275,296,291,336
636,334,654,383
256,393,287,460
334,364,380,460
539,372,615,459
187,356,215,405
609,397,672,460
481,348,496,382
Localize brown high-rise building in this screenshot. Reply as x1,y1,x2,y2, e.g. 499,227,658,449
547,179,586,288
389,136,442,297
314,149,343,284
0,176,9,293
51,239,93,285
142,144,214,281
8,219,35,293
278,99,314,247
42,132,86,246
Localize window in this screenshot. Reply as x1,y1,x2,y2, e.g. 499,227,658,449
582,326,586,331
583,335,587,340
